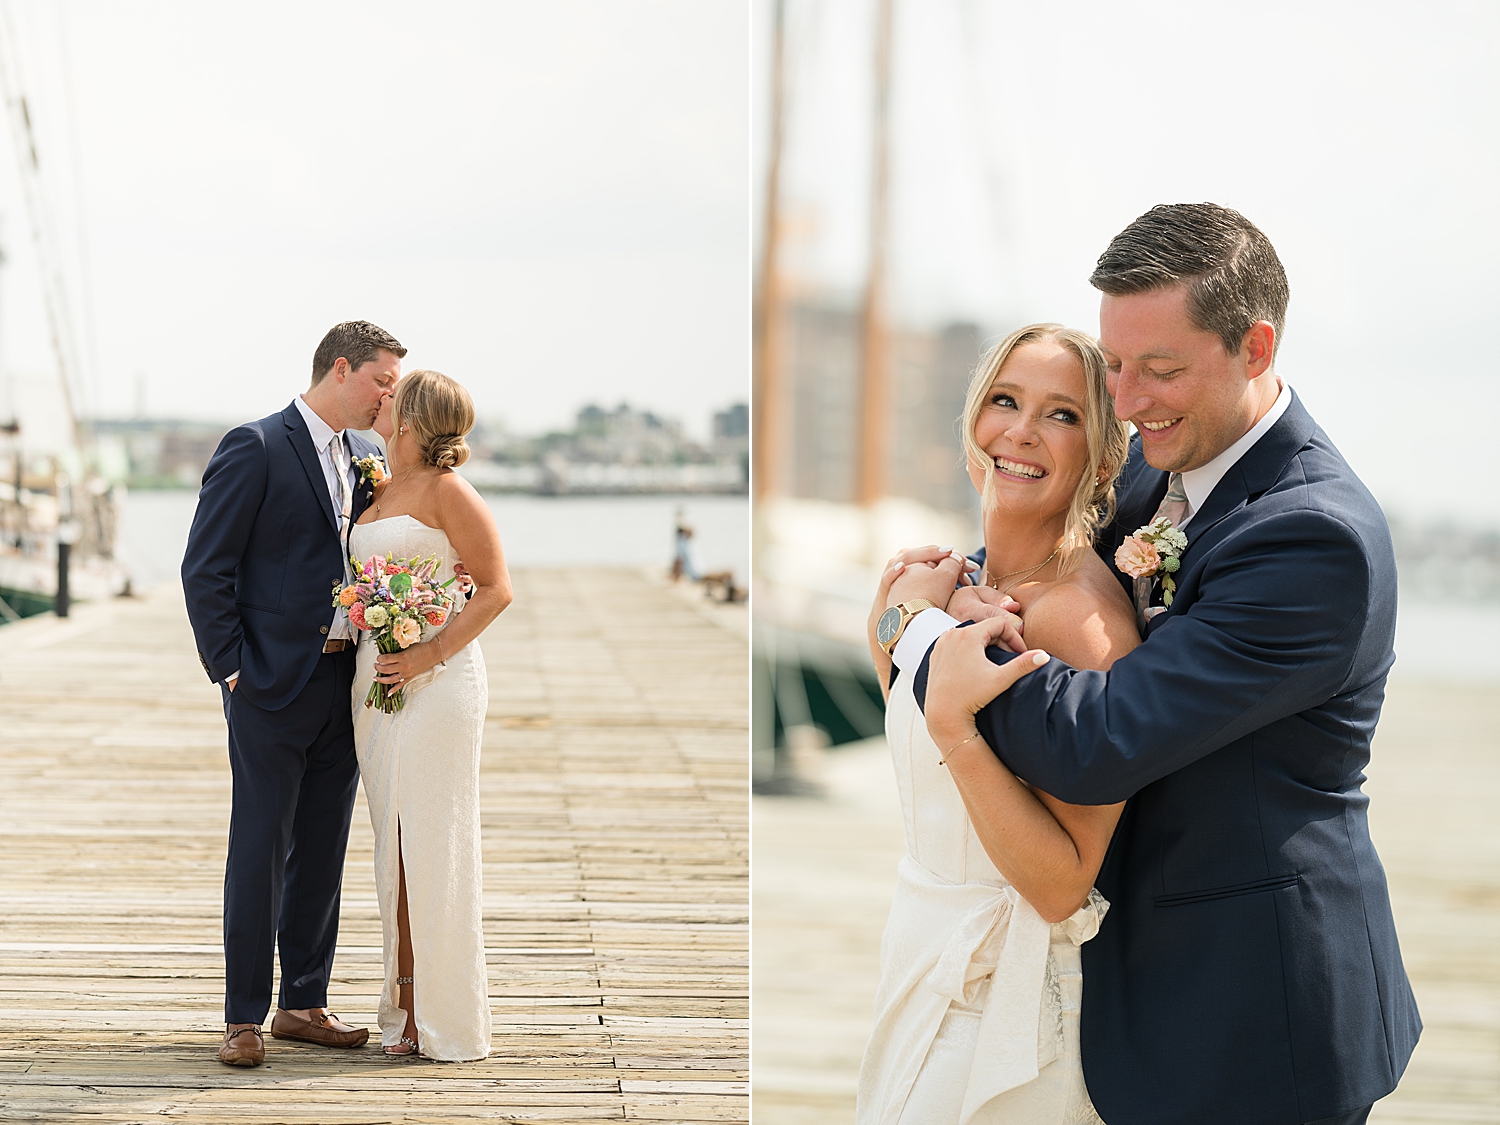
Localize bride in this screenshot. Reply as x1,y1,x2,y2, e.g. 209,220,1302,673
352,369,513,1060
859,324,1138,1123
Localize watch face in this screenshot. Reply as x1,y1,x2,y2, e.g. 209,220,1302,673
876,606,902,647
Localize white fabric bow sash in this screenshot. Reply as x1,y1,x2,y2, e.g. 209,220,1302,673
922,882,1108,1124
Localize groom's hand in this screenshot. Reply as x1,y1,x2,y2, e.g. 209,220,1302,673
948,585,1027,653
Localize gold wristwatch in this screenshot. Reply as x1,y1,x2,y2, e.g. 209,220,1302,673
876,599,936,656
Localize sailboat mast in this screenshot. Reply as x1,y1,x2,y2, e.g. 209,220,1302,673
855,0,893,506
0,1,91,462
752,0,787,504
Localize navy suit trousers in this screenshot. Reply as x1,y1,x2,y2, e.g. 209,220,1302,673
221,648,358,1024
1308,1109,1371,1125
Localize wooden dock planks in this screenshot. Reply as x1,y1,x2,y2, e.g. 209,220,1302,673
0,569,748,1123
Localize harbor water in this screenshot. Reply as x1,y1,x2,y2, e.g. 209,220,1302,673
116,489,749,591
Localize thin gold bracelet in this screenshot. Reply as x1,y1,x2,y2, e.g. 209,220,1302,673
940,731,982,766
436,633,447,666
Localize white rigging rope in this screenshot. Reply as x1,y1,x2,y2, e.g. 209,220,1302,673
0,0,94,460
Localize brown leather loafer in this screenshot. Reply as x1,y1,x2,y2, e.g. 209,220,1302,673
270,1008,369,1048
219,1025,265,1066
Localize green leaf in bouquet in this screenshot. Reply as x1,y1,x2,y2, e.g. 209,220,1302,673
389,572,413,599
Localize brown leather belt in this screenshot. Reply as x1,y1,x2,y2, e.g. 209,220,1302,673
322,638,351,653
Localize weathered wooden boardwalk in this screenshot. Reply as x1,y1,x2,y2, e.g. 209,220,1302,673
0,570,747,1123
753,679,1500,1124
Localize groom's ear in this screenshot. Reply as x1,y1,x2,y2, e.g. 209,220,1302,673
1241,321,1275,378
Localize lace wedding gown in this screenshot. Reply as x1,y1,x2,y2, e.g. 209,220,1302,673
350,515,491,1061
856,671,1108,1125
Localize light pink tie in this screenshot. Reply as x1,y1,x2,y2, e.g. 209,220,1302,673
1135,473,1188,628
1153,472,1188,527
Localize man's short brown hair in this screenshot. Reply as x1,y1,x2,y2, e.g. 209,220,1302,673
1090,203,1289,358
311,321,407,383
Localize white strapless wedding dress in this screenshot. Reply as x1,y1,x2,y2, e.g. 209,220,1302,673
349,515,491,1061
856,671,1108,1125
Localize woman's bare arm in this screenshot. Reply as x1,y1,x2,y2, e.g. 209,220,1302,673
925,579,1138,922
429,471,513,650
371,472,513,685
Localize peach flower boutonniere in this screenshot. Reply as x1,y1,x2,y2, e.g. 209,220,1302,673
353,454,389,489
1115,516,1189,606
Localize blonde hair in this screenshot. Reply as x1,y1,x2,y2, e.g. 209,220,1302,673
960,323,1130,574
392,369,474,469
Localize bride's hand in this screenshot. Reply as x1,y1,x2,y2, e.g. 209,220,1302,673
373,639,445,687
866,547,978,677
924,615,1051,752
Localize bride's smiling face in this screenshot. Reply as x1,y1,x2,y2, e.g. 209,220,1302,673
967,340,1091,523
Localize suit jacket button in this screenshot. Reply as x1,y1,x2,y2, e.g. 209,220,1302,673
319,625,329,634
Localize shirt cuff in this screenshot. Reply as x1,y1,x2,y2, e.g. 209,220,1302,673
226,670,239,684
892,609,960,671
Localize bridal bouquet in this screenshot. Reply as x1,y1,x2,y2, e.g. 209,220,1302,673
333,553,458,713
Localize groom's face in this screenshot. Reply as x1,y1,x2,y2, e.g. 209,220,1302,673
342,349,402,431
1099,286,1258,473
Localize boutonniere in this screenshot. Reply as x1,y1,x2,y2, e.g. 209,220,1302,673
353,454,389,490
1115,517,1189,606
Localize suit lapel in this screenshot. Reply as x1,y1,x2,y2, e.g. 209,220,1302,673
282,404,340,534
1180,391,1318,553
347,435,378,524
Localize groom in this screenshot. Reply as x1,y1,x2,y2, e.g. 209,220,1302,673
182,320,405,1066
881,205,1419,1124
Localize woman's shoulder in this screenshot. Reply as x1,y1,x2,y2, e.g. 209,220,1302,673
429,469,499,536
1023,553,1138,670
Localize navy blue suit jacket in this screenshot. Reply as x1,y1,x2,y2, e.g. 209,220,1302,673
182,402,381,712
914,392,1419,1125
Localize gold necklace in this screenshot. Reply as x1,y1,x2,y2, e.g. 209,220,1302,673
374,466,418,515
984,545,1062,594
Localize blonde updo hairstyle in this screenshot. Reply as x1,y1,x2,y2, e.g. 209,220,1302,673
392,369,474,469
960,323,1130,575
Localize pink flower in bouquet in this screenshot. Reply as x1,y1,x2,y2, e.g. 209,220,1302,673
337,586,360,607
1114,535,1160,579
424,607,448,628
393,617,422,648
347,601,368,630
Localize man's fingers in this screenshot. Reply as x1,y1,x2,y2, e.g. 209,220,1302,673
889,545,946,568
963,585,1019,608
932,552,970,584
968,612,1028,655
889,545,979,576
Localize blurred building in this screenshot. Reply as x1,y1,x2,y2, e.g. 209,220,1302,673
90,419,230,488
782,297,981,516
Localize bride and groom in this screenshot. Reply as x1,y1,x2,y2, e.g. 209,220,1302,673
182,320,514,1064
859,204,1420,1125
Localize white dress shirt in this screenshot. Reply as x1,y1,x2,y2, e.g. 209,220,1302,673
293,395,355,641
1175,381,1289,529
892,381,1293,673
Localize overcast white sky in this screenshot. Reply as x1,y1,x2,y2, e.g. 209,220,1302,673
0,0,747,443
755,0,1500,528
